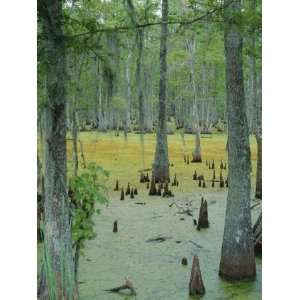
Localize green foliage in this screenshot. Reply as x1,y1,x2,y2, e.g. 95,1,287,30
69,163,109,255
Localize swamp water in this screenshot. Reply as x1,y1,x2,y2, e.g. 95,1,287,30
78,191,261,300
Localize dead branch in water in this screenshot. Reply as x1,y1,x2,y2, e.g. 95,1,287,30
169,199,195,216
189,240,202,249
105,279,136,295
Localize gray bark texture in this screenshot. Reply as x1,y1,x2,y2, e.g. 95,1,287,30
250,0,262,200
125,48,132,137
255,132,262,199
38,0,77,298
125,0,146,167
219,0,256,281
186,37,202,162
152,0,169,182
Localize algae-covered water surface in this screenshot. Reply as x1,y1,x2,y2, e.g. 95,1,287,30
39,132,261,299
78,192,261,300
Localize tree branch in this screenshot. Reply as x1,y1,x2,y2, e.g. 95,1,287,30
67,2,231,40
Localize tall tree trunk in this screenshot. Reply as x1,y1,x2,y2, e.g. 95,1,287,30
124,47,132,140
38,0,77,298
250,0,262,199
71,107,79,177
124,0,146,167
186,37,202,162
255,133,262,199
219,0,256,281
152,0,169,182
71,56,84,177
136,29,146,168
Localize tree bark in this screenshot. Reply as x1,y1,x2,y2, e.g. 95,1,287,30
255,133,262,199
124,46,132,140
71,108,79,177
38,0,77,298
249,0,262,200
219,0,256,281
186,37,202,162
124,0,146,167
136,29,146,168
152,0,169,183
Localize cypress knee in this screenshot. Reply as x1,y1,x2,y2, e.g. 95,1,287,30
212,160,215,169
114,180,119,191
173,174,177,186
189,255,205,297
130,188,135,199
145,172,150,182
140,173,145,183
182,257,188,266
198,179,202,187
113,220,118,233
120,188,125,200
134,188,138,195
126,183,130,195
212,179,215,188
162,183,169,197
197,198,209,229
193,170,198,180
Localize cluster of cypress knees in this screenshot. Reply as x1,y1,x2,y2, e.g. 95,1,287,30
183,154,190,164
192,159,229,189
147,173,178,198
114,180,138,200
114,171,179,200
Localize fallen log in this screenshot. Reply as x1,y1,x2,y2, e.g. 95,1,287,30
146,236,172,243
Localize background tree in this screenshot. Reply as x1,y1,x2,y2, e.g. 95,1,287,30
152,0,169,182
